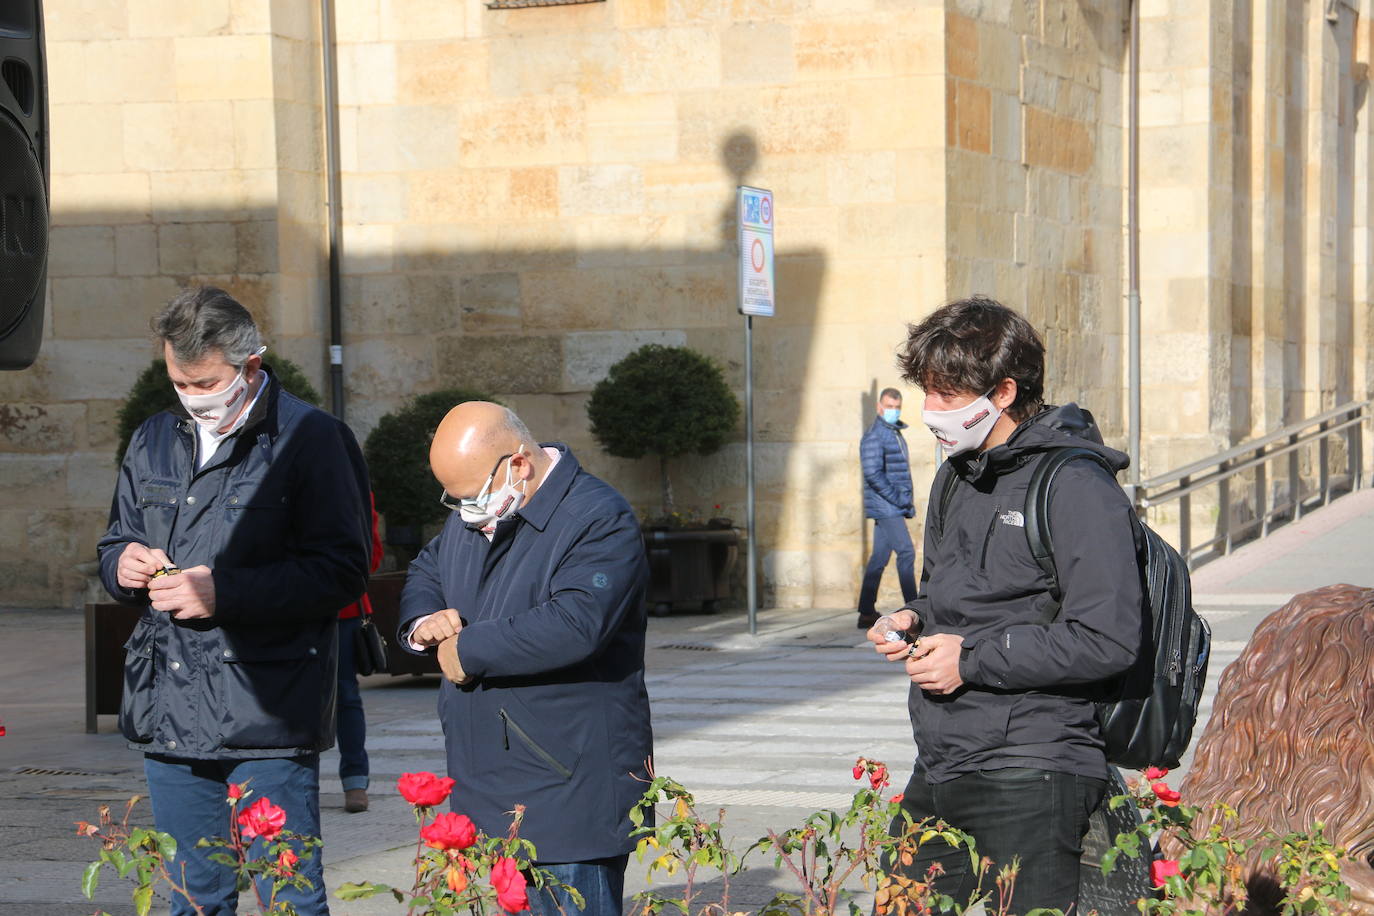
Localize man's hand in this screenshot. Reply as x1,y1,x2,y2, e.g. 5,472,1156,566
147,566,216,620
116,542,175,591
436,635,470,685
867,609,919,661
905,633,965,695
411,609,463,648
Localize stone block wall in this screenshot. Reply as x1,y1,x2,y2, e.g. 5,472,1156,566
0,0,326,607
330,0,949,609
5,0,1373,608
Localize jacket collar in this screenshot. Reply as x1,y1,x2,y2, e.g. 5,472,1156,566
875,415,908,431
514,443,578,532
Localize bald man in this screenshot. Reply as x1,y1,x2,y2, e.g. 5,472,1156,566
397,403,653,916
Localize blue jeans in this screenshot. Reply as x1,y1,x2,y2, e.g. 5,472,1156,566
857,516,918,616
336,616,369,791
527,855,629,916
143,753,330,916
887,766,1106,914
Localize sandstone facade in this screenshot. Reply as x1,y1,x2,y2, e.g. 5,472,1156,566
2,0,1370,609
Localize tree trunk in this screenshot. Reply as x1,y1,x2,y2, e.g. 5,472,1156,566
660,454,675,518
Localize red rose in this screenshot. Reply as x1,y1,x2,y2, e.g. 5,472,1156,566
397,772,456,808
890,793,905,805
421,812,478,851
852,763,864,781
1151,781,1182,807
1150,858,1181,888
227,783,245,801
869,765,889,790
490,856,528,913
1143,766,1169,781
277,849,299,875
237,797,287,841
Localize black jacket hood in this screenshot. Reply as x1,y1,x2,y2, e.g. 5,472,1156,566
953,402,1129,483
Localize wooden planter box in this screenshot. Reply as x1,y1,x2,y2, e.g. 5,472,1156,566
642,524,741,616
85,572,439,731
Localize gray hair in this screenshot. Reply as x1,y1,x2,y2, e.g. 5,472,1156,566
879,387,902,401
496,407,537,450
151,286,262,367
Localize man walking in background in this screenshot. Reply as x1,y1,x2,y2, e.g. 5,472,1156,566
856,387,918,628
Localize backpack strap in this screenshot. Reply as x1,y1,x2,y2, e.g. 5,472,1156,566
931,460,960,547
1023,446,1118,624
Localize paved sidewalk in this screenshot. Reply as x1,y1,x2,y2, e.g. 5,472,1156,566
2,487,1371,915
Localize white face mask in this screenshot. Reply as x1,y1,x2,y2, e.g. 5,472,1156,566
457,446,528,528
922,390,1003,457
178,367,252,432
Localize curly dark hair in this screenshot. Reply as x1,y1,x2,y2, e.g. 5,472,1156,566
896,296,1045,421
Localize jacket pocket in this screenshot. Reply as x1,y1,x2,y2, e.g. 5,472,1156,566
119,622,158,743
498,707,574,782
218,640,325,750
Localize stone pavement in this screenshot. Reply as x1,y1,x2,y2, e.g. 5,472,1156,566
2,487,1372,915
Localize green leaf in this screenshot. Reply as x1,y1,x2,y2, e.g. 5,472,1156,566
133,884,153,916
155,831,177,862
81,861,101,899
1100,847,1121,876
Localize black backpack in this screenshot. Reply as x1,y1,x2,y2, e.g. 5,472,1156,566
937,446,1211,770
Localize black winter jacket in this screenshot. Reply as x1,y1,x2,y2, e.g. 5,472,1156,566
97,372,371,759
906,404,1143,782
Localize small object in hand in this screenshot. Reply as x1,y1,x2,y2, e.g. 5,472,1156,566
151,565,181,579
873,614,919,645
905,639,923,659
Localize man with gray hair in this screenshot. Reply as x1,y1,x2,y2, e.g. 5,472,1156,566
97,285,371,916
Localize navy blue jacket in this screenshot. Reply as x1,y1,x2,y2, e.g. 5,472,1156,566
398,445,653,863
861,416,914,518
906,405,1142,782
97,372,372,759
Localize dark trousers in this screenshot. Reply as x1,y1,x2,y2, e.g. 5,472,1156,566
857,516,918,616
886,766,1106,915
143,753,329,916
527,854,630,916
336,616,370,791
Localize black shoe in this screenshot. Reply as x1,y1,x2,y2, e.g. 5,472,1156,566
856,612,879,630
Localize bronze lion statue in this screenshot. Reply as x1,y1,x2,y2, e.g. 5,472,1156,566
1173,584,1374,913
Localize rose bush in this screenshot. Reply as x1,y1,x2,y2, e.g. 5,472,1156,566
77,763,1358,916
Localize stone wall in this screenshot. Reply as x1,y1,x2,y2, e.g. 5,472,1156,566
330,0,949,608
3,0,1373,609
0,0,326,606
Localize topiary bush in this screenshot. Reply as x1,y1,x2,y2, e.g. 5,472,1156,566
363,388,495,537
586,344,740,517
115,356,322,464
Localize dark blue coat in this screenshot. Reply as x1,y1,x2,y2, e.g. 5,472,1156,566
97,373,372,759
398,445,653,863
861,416,914,518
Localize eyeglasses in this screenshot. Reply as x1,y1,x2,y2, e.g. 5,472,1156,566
438,450,516,512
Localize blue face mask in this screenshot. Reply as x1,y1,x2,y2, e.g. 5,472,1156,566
882,407,900,425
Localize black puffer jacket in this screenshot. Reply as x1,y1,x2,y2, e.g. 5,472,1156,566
905,404,1143,782
97,372,371,759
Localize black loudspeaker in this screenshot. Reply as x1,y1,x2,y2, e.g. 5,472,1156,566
0,1,48,370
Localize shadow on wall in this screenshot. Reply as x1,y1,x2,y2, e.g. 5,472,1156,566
3,130,864,609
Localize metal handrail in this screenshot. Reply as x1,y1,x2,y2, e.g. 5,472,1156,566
1131,399,1372,568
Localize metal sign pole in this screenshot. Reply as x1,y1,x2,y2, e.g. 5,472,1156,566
745,314,757,635
736,185,772,638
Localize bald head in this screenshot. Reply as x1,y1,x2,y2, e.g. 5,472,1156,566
430,402,547,503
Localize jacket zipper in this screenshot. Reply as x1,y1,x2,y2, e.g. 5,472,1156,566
978,507,1000,569
498,708,573,781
